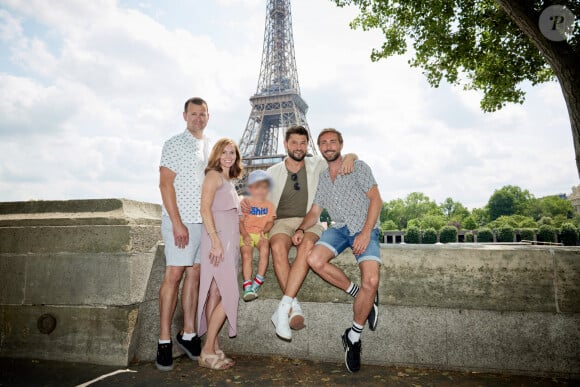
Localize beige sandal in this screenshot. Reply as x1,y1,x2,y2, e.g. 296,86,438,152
198,351,233,370
216,350,235,366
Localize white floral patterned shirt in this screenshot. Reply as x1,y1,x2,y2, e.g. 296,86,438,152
160,130,210,223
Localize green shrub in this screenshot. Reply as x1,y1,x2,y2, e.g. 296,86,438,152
439,226,458,243
497,225,515,242
560,223,578,246
405,226,420,244
537,225,557,243
422,228,437,244
465,231,474,242
381,220,398,231
538,216,553,226
519,228,535,242
518,218,538,228
477,227,493,242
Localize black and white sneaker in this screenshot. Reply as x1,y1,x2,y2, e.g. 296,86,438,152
367,291,379,331
155,341,174,371
341,328,362,373
176,332,201,360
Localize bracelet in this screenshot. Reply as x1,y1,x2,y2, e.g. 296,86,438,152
296,228,305,234
207,230,218,235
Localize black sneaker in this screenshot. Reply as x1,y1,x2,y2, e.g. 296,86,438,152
341,328,362,373
155,341,173,371
176,332,201,360
367,291,379,331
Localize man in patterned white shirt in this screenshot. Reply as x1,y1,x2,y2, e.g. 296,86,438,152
156,97,211,371
291,128,382,373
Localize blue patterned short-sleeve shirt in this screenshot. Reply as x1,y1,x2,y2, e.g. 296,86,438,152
313,160,380,235
160,130,210,223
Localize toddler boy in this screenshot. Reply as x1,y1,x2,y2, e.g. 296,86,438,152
240,170,276,301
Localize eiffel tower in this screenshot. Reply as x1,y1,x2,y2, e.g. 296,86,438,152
239,0,316,172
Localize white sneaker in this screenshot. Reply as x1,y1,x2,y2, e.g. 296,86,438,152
271,302,292,341
289,299,305,330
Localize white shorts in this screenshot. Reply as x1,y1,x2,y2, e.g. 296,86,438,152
161,216,202,266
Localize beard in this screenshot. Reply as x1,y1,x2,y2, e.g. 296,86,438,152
287,149,306,162
322,151,341,162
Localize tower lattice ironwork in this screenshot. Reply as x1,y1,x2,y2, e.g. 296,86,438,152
239,0,316,171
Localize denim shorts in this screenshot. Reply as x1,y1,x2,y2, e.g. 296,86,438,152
316,226,382,264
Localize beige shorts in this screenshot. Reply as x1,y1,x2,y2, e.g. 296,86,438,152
270,217,324,238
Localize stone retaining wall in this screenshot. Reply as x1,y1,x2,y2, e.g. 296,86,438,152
0,199,578,377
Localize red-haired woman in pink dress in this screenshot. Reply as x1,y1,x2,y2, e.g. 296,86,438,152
198,138,243,370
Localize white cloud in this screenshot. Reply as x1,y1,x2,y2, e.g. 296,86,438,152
0,0,576,209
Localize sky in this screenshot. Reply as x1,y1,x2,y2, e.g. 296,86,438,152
0,0,577,209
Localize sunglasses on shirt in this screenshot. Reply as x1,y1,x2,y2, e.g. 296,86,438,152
291,173,300,191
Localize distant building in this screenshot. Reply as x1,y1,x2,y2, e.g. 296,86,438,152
568,186,580,213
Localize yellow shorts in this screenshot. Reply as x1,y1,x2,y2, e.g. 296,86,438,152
269,217,324,238
240,232,268,248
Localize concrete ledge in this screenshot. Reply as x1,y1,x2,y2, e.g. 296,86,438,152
0,304,139,366
218,300,580,378
254,244,580,314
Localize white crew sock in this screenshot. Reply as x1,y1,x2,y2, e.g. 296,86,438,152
281,295,293,305
182,332,197,341
158,339,171,344
346,282,360,298
348,321,364,343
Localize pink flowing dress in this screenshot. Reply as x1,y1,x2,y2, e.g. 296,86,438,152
197,178,241,337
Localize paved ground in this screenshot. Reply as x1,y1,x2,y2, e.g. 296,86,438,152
0,355,575,387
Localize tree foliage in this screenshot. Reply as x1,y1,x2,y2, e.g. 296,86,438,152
381,219,398,231
440,197,470,221
333,0,562,111
487,185,534,220
333,0,580,177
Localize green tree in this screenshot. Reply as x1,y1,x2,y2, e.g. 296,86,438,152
333,0,580,176
404,192,442,221
439,197,470,221
471,208,490,227
382,193,442,229
462,216,478,230
380,198,406,229
381,220,398,231
420,214,447,231
537,195,574,219
487,185,534,220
